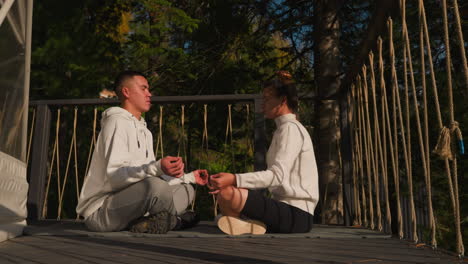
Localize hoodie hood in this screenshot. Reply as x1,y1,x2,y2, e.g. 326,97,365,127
102,107,149,158
101,106,147,127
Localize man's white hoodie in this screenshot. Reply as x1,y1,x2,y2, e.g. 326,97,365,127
76,107,195,219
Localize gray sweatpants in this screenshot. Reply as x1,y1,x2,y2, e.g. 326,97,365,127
85,177,194,232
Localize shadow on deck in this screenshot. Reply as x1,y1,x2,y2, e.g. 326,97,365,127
0,221,463,264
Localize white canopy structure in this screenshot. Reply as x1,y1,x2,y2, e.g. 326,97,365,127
0,0,33,242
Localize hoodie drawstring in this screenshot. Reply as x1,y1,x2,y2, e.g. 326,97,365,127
144,129,148,158
134,121,141,149
135,120,149,158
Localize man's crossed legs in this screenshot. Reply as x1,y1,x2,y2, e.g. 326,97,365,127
85,177,195,233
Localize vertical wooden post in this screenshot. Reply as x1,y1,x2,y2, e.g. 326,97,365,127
27,104,51,220
254,97,266,171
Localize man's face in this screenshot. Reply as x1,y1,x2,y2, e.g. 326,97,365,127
124,76,152,113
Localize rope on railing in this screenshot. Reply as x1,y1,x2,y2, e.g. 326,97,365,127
155,106,164,159
200,104,217,216
418,0,459,252
42,109,61,219
388,17,403,239
356,76,367,227
56,110,62,212
73,108,80,220
368,51,382,231
26,108,35,165
357,75,372,227
353,2,464,253
244,104,253,171
401,0,418,242
350,85,361,226
177,105,187,164
361,66,375,230
84,108,98,181
225,104,234,170
377,37,391,233
391,17,412,240
418,0,437,248
58,107,78,220
406,3,432,243
451,0,468,93
441,0,464,256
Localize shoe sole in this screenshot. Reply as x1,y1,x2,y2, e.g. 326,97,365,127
217,216,266,235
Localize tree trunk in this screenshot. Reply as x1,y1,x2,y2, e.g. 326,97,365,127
314,0,343,225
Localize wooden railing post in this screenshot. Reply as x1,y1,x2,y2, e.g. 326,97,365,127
254,97,266,171
27,104,51,220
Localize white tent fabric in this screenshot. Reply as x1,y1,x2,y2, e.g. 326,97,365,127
0,0,32,242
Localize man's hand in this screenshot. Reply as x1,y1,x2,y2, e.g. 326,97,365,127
193,169,209,186
208,173,236,191
161,156,184,177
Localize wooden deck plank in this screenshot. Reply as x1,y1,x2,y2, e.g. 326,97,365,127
0,221,462,263
23,221,392,239
0,233,462,263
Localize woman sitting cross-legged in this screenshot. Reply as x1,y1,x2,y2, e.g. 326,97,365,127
209,71,319,235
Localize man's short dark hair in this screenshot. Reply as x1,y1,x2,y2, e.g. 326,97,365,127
114,70,146,99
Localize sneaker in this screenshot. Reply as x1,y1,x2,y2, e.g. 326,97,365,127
129,211,177,234
173,210,200,230
217,216,266,235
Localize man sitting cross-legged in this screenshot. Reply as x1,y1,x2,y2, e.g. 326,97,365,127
76,70,208,234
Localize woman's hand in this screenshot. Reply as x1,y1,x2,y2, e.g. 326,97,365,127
208,173,236,193
193,169,209,186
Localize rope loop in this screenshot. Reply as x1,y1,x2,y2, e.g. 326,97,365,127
433,121,464,159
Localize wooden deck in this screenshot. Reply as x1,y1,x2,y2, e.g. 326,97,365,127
0,221,463,263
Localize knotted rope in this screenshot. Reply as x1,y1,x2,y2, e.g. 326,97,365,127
441,0,464,256
433,122,464,160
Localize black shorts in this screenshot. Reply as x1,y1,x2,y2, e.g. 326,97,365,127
241,190,314,233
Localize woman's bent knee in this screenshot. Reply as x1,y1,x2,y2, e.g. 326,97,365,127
217,187,249,214
218,186,235,201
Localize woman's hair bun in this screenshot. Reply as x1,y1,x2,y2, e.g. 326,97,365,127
276,70,293,81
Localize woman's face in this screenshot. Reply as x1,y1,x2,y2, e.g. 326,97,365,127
262,87,284,119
